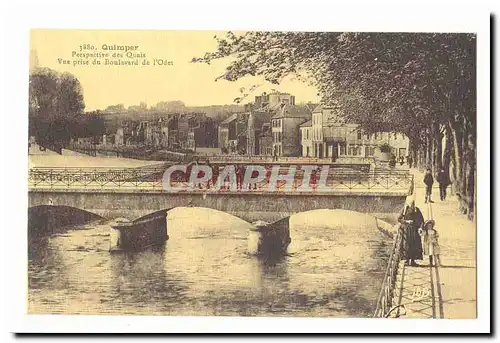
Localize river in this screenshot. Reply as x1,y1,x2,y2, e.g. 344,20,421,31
28,208,391,317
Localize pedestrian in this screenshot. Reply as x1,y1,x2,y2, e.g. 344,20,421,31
205,160,211,187
264,164,272,191
186,160,197,189
436,168,449,201
389,155,396,168
251,168,259,190
311,167,320,190
423,168,434,203
419,219,440,266
211,163,219,189
235,164,243,190
398,198,424,266
407,155,413,169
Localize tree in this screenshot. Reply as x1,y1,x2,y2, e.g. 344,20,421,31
29,68,85,150
71,111,106,139
104,104,126,112
194,31,476,220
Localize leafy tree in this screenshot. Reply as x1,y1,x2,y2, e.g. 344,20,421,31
29,68,85,150
194,31,476,220
71,111,106,139
104,104,125,112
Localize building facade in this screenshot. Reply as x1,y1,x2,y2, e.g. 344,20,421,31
271,104,310,157
218,113,248,154
301,105,410,159
299,120,313,157
259,123,273,155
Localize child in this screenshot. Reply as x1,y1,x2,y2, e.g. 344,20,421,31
419,220,440,266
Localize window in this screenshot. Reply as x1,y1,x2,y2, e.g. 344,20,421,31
366,146,375,156
357,131,362,140
348,146,362,156
339,143,346,156
306,146,310,157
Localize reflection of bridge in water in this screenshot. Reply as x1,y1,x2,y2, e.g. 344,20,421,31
28,164,413,254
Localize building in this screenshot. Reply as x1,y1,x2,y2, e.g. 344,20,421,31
189,114,217,149
115,127,125,146
159,117,169,148
177,114,190,149
115,121,136,146
271,104,310,157
254,91,296,109
246,110,274,155
258,123,273,155
299,120,313,157
301,105,410,159
218,113,248,154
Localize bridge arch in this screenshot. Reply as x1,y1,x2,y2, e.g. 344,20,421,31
28,205,103,237
132,206,255,227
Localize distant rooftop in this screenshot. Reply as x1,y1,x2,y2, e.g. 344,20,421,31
300,119,312,127
272,104,311,119
220,113,238,125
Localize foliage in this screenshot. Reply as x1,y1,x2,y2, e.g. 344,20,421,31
379,143,392,153
194,31,476,220
195,32,474,139
71,111,106,138
29,68,85,147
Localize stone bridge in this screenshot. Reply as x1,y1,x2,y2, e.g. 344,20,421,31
28,166,412,253
28,188,408,224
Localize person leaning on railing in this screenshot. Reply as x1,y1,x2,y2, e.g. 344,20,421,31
397,198,424,267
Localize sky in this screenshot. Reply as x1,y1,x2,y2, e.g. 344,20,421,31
30,30,320,111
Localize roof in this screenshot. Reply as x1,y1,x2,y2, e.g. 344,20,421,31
272,104,311,119
300,119,312,127
312,104,324,113
305,103,320,113
220,113,238,125
250,110,274,127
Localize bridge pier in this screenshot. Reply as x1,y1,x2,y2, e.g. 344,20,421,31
109,210,169,252
248,217,291,256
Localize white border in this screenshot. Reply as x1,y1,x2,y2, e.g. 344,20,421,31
3,0,491,334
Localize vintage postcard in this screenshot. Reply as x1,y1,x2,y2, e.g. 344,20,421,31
14,8,489,333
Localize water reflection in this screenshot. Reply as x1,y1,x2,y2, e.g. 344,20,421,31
28,208,391,317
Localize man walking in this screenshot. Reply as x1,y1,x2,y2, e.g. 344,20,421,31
436,168,449,201
407,155,413,168
423,168,434,203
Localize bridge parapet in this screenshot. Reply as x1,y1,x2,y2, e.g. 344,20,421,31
28,166,413,195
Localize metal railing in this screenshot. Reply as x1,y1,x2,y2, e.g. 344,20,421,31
205,155,376,165
373,223,406,317
28,166,413,194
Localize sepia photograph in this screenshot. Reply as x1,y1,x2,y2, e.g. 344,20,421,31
4,3,491,334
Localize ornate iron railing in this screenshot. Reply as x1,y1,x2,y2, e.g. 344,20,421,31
204,154,376,165
28,166,413,193
373,223,406,317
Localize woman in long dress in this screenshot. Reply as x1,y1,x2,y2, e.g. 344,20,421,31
398,200,424,266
